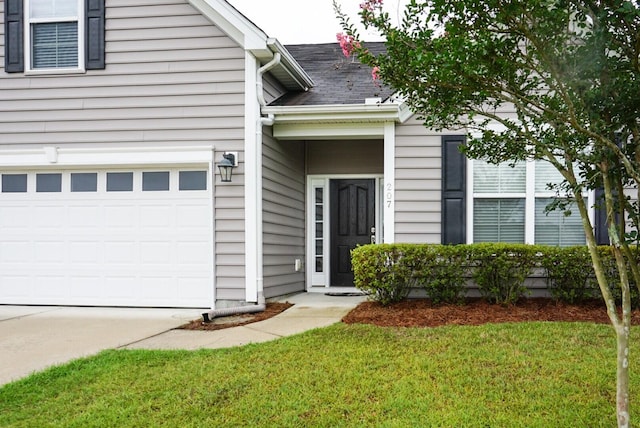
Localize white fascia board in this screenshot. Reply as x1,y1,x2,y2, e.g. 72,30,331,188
273,122,388,140
188,0,313,91
264,103,402,124
0,146,214,168
188,0,269,53
265,39,315,90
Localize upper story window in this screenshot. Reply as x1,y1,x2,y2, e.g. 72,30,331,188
27,0,82,70
4,0,105,74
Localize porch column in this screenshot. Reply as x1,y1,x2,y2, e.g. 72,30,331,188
384,122,395,243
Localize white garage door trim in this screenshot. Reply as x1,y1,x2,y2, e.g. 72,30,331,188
0,147,216,308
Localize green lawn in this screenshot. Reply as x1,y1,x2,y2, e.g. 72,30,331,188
0,322,635,427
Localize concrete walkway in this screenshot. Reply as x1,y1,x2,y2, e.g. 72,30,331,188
125,292,366,351
0,293,365,386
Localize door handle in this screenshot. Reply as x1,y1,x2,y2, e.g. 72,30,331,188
370,226,376,244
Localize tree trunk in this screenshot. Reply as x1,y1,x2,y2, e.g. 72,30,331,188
575,185,630,427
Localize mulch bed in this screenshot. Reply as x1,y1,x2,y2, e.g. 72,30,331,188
178,298,640,332
342,298,640,328
179,302,293,331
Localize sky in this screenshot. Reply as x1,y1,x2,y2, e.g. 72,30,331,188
227,0,409,44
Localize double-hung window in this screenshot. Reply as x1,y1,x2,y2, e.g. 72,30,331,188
4,0,105,74
470,159,589,246
26,0,82,71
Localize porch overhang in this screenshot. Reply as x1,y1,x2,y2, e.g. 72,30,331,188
263,103,412,140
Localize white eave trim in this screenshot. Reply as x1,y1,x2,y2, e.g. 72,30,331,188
264,103,402,124
187,0,313,91
188,0,267,52
265,39,314,90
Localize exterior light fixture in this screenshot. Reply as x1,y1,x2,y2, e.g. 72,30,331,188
217,152,236,182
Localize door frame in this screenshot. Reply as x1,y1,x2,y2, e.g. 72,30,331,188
306,174,383,292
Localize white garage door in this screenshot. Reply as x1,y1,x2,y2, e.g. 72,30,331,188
0,168,213,308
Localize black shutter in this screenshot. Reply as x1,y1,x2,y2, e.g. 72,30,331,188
4,0,24,73
85,0,105,70
441,135,467,244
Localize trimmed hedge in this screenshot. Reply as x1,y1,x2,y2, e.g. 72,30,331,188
351,243,640,306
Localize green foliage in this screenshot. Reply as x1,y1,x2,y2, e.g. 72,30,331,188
353,243,640,307
596,246,640,309
352,244,467,305
468,243,541,305
542,246,599,304
0,323,637,427
351,244,413,305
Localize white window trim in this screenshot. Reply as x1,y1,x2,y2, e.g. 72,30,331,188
24,0,85,74
467,158,594,245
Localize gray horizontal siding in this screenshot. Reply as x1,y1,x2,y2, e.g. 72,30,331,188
0,0,249,302
394,116,443,243
262,130,305,298
263,72,287,104
306,140,383,175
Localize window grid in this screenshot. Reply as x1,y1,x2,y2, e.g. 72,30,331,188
469,159,590,246
314,187,324,273
25,0,84,71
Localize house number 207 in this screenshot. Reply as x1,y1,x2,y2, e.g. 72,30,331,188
386,182,393,208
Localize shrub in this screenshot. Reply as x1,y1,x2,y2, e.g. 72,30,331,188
351,242,639,307
468,243,539,305
541,246,598,304
415,245,466,304
351,244,413,305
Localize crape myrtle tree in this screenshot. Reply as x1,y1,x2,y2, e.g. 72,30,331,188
334,0,640,426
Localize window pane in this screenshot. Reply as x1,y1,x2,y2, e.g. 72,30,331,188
535,161,565,193
179,171,207,191
474,161,525,193
2,174,27,193
30,0,78,18
535,198,586,246
32,22,78,69
474,199,525,242
142,172,169,191
107,172,133,192
71,173,97,192
36,173,62,192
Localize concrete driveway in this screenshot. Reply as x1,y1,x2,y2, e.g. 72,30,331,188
0,305,203,386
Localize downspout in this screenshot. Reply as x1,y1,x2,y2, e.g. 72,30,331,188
202,53,281,322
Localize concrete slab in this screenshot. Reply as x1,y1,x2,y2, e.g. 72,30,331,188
0,306,202,386
128,291,367,350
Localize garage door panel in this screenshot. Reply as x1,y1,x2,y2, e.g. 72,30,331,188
104,241,137,263
141,205,173,228
0,168,213,308
1,206,32,228
68,206,103,227
35,241,66,263
1,241,31,262
35,276,67,299
177,241,211,264
105,206,138,228
33,206,66,228
69,242,101,264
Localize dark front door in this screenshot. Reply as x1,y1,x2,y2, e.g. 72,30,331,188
330,179,375,287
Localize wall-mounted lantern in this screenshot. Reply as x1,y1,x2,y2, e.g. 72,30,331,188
217,152,237,182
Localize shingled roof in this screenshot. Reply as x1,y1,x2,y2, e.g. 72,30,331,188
271,42,394,106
